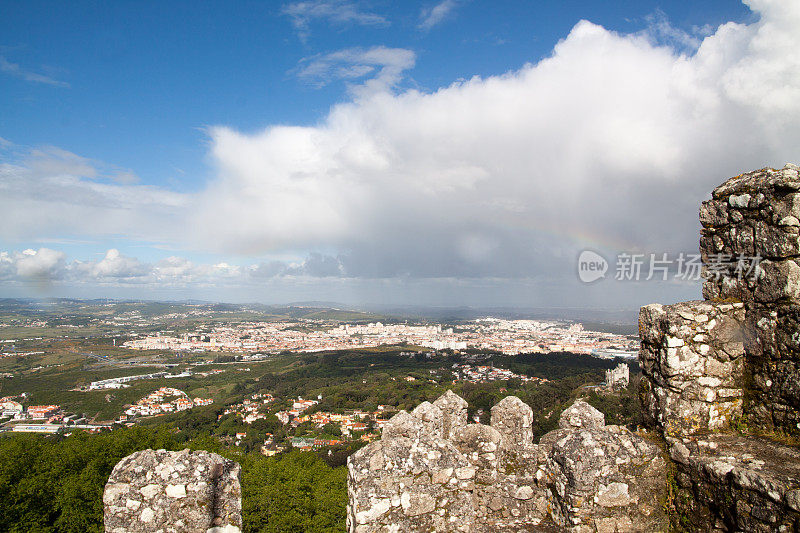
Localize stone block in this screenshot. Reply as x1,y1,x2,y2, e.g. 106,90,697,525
103,449,241,533
744,303,800,433
433,389,469,440
491,396,534,450
558,400,605,430
411,401,444,438
667,433,800,532
546,424,667,532
639,300,745,437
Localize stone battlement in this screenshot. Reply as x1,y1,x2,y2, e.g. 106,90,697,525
347,391,667,532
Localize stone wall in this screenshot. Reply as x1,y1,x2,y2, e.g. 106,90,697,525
104,449,242,533
699,163,800,434
639,300,746,437
667,433,800,532
347,391,666,532
639,165,800,531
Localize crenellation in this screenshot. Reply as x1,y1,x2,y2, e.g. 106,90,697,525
490,395,534,450
546,423,667,532
348,391,667,532
559,399,605,430
411,401,445,438
433,389,469,440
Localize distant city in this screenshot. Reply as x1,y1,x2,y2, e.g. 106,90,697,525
0,299,638,442
122,318,638,358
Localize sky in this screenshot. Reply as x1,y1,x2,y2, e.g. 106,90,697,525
1,0,798,312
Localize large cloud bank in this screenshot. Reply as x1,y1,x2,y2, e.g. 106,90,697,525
194,0,800,281
2,0,799,305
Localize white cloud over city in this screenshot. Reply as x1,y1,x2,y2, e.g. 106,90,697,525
196,0,800,275
2,0,799,307
0,248,347,288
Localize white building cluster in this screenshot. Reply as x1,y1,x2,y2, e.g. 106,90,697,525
121,318,637,358
122,387,212,419
222,392,275,423
451,364,547,384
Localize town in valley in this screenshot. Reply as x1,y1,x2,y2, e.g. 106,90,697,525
0,299,637,454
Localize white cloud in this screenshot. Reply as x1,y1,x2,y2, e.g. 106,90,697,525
13,248,66,280
25,146,97,179
211,262,242,278
154,256,197,282
0,146,187,243
641,9,704,52
74,249,151,280
419,0,459,31
282,0,388,42
0,55,69,87
194,0,800,291
297,46,415,96
0,249,347,294
0,253,13,282
112,170,140,185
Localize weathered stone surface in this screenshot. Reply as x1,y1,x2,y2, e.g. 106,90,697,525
411,401,444,438
452,423,503,483
667,433,800,532
433,389,469,440
348,391,666,532
546,424,667,532
701,165,800,300
696,165,800,435
559,400,605,430
347,404,479,532
639,300,746,437
700,165,800,259
745,304,800,433
491,395,534,450
103,448,242,533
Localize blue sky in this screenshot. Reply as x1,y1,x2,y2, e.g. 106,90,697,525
2,0,751,185
1,0,795,310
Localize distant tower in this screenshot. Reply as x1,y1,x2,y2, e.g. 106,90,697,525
605,363,629,390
